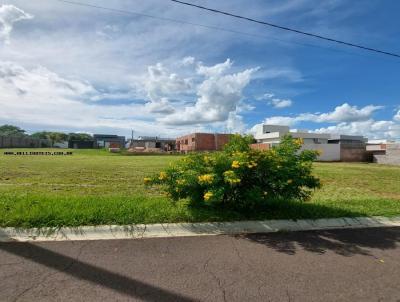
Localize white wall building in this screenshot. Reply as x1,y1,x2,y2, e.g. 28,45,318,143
254,124,367,162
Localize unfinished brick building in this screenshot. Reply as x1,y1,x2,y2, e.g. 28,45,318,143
176,133,231,153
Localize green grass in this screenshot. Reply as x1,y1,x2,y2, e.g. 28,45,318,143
1,148,399,228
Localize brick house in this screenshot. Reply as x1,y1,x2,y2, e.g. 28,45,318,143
176,133,231,153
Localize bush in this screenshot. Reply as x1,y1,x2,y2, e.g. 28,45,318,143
145,134,321,210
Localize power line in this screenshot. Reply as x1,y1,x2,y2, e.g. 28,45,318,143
56,0,395,60
170,0,400,59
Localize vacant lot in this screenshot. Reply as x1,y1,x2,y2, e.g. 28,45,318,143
1,148,399,227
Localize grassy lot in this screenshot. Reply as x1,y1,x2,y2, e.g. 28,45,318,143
0,148,399,228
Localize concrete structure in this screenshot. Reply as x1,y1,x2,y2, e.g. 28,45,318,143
68,140,95,149
176,133,231,153
255,125,330,145
0,136,51,148
254,124,367,162
128,136,176,152
373,143,400,166
53,141,69,148
93,134,125,149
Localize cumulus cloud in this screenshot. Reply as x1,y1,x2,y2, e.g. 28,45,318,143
0,61,165,135
259,93,293,109
255,103,399,139
160,59,257,125
181,56,195,66
196,59,233,77
0,5,33,44
0,59,257,137
309,103,382,123
314,120,400,139
263,103,382,126
394,110,400,122
0,61,97,99
132,62,193,114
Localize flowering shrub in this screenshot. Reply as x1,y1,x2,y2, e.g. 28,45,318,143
145,134,321,210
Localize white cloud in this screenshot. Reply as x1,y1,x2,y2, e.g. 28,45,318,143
394,110,400,122
256,103,399,139
263,103,382,127
258,93,293,109
310,103,383,123
196,59,233,77
0,59,256,137
160,60,257,125
226,112,246,133
181,56,195,66
314,120,400,139
270,98,293,108
0,5,33,44
132,62,192,114
264,116,297,126
0,61,165,136
144,97,175,114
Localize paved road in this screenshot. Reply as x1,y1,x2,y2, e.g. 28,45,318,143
1,227,400,302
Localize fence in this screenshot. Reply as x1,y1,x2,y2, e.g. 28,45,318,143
0,136,51,148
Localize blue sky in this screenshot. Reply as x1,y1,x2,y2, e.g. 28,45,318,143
0,0,399,139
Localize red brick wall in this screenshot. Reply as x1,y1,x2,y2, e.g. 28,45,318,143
250,143,270,151
176,133,231,152
215,134,231,150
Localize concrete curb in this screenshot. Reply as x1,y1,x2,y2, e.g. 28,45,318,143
1,216,400,242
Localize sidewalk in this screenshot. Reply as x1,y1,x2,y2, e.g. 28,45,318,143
1,215,400,242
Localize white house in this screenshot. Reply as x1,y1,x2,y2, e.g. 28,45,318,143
254,124,367,162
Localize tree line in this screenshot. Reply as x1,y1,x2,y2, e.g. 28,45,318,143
0,124,92,145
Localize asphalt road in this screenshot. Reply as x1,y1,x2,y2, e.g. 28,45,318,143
1,227,400,302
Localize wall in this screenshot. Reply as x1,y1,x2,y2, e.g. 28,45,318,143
340,143,368,162
0,136,51,148
300,143,341,161
374,144,400,165
176,133,231,152
250,143,270,151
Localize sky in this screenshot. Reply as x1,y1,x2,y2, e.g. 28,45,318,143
0,0,399,139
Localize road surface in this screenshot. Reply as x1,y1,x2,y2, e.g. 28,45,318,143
1,227,400,301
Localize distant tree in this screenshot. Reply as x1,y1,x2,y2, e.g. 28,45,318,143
31,131,69,146
30,131,49,140
68,133,93,141
0,125,27,137
223,134,256,153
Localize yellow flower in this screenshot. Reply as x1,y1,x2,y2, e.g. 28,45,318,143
159,171,167,180
176,179,186,185
295,138,304,146
287,179,293,184
204,191,213,201
143,177,151,184
247,161,257,168
198,174,214,184
231,160,240,169
223,170,241,184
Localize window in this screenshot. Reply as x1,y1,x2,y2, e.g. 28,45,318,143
192,138,195,142
185,139,188,144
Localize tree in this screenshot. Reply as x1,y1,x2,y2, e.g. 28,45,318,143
31,131,69,145
0,125,27,137
67,133,93,141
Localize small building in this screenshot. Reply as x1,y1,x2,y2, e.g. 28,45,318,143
176,133,231,153
370,142,400,166
68,140,95,149
93,134,125,149
254,124,367,162
128,136,176,152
